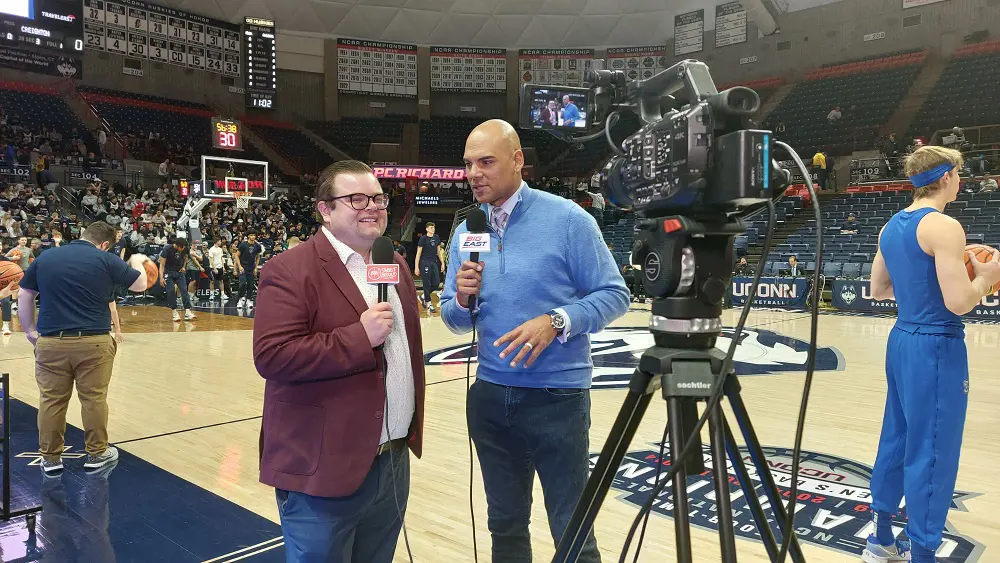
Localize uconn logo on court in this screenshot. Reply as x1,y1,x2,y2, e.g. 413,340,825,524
423,327,845,388
602,445,983,561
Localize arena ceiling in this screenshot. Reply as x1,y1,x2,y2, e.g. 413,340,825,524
149,0,827,47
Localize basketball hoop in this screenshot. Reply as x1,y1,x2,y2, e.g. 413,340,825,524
232,191,252,210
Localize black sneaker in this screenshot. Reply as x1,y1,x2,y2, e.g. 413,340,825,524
40,458,63,477
83,446,119,473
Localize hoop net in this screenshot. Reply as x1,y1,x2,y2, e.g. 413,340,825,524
232,191,252,210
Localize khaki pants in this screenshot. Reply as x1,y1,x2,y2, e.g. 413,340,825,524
34,335,117,461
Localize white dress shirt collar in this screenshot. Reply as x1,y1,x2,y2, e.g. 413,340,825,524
321,226,369,265
486,181,526,220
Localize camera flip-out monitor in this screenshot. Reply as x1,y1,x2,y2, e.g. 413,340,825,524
519,84,592,131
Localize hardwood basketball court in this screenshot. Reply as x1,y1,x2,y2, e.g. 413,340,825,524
0,300,994,562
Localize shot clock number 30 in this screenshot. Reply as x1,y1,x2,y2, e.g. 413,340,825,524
212,118,243,151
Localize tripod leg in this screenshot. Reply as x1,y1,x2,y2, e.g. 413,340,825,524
709,405,737,563
667,397,693,563
725,378,807,563
723,417,779,561
552,369,658,563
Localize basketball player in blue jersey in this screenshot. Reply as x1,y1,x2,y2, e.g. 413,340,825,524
864,145,1000,563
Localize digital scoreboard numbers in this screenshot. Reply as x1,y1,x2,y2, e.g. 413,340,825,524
212,118,242,151
244,17,276,110
0,0,86,78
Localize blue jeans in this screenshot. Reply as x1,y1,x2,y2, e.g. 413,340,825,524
276,450,409,563
238,272,257,301
164,271,191,310
467,379,601,563
419,261,440,304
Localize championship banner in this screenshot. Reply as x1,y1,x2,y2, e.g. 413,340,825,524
715,1,748,48
518,49,595,87
430,47,506,92
605,46,667,83
0,165,32,178
833,279,1000,318
337,39,418,98
0,47,82,79
373,166,466,181
674,9,705,56
731,277,811,309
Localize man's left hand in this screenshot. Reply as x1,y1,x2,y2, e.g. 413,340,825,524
26,330,38,346
495,315,558,368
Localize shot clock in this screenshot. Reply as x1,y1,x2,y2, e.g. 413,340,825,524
212,118,243,151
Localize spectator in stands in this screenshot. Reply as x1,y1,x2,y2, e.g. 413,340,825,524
158,158,171,179
734,257,752,277
841,214,860,234
811,150,828,190
981,174,997,192
95,128,107,158
827,106,842,123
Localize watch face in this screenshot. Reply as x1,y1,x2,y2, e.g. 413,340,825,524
551,314,566,329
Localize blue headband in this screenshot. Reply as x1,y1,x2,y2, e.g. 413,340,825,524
909,163,954,188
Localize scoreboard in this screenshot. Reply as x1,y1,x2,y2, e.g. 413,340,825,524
0,0,85,77
244,17,276,110
211,118,242,151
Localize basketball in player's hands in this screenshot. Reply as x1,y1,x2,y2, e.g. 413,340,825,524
0,262,23,291
965,244,1000,294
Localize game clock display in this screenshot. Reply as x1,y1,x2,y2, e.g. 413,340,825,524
244,17,276,111
212,118,242,151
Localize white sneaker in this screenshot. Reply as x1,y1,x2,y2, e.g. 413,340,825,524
246,301,254,309
237,297,246,308
1,322,10,335
220,293,228,301
184,310,197,320
83,446,119,473
172,310,181,322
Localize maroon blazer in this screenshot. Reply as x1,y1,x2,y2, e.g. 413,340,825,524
253,234,425,498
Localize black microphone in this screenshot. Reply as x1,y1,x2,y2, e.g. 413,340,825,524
464,208,488,312
371,236,395,303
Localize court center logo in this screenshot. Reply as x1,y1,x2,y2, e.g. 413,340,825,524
423,327,845,389
601,444,983,561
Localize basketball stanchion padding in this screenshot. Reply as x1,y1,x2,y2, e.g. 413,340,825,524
965,244,1000,294
0,262,23,291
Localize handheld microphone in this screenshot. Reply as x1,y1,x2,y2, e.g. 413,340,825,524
461,208,489,312
369,236,398,303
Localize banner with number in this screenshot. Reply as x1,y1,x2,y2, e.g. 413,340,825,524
518,49,595,87
430,47,506,92
337,39,418,98
731,277,811,308
715,1,748,48
83,0,240,77
606,46,667,83
674,9,705,56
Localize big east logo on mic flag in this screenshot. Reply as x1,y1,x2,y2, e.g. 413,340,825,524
366,264,400,285
459,233,491,252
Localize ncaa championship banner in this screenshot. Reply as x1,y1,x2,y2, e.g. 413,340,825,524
833,279,1000,319
731,277,810,309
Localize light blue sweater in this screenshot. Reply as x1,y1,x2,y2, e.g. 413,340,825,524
440,185,630,389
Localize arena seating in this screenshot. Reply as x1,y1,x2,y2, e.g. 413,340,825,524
818,48,923,68
0,81,97,153
82,89,215,159
419,116,481,166
308,116,411,161
766,51,926,156
763,188,1000,279
78,86,213,111
718,76,785,108
907,40,1000,140
244,117,327,174
546,112,641,177
517,128,569,165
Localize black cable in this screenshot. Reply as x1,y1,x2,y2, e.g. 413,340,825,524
617,199,778,563
466,313,481,563
606,112,625,157
774,141,823,563
380,346,414,563
630,424,670,563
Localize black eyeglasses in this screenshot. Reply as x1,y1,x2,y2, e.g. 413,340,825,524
325,193,390,210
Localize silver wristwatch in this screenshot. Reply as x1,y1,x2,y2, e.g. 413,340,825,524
547,310,567,335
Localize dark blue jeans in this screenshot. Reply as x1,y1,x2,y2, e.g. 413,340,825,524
419,261,440,304
276,450,409,563
467,379,601,563
164,271,191,310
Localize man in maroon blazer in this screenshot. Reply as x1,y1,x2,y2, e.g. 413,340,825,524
253,160,425,563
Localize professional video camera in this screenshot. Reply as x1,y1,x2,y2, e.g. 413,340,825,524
522,61,818,563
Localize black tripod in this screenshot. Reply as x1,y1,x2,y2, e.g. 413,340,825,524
552,216,806,563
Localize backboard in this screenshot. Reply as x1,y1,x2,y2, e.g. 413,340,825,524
200,155,269,201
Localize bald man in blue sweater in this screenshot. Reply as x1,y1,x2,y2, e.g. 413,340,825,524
440,120,629,562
